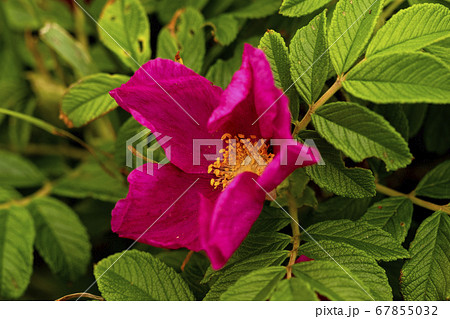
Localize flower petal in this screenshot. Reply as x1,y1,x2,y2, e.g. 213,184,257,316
208,44,292,140
112,163,219,251
200,172,266,269
110,58,224,174
257,142,319,193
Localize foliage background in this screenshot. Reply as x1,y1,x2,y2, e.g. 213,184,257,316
0,0,449,301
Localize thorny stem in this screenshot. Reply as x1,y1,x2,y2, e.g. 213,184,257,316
286,192,300,279
375,183,450,215
0,181,53,210
293,75,345,136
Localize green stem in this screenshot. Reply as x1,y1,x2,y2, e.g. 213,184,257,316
293,76,344,135
375,183,450,215
0,181,53,210
286,192,300,279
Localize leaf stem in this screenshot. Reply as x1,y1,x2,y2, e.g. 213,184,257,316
0,181,53,210
181,250,194,272
56,292,104,301
375,183,450,215
293,76,344,135
286,192,300,279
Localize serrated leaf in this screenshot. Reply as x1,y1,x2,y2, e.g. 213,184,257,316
313,196,372,223
289,10,329,105
424,37,450,66
402,104,428,138
373,105,409,141
328,0,384,74
259,30,299,120
415,160,450,199
61,73,129,128
95,250,194,300
230,0,281,18
28,197,91,281
0,150,45,188
156,8,205,73
280,0,331,17
98,0,150,71
312,102,412,171
221,266,286,301
292,260,374,300
203,251,288,300
344,52,450,104
250,206,291,233
52,160,127,202
209,14,239,46
360,197,413,243
39,22,96,77
305,219,409,261
0,206,35,299
367,4,450,58
401,211,450,300
299,130,376,198
270,277,319,300
299,240,393,300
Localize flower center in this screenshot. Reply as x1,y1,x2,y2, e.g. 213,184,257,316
208,133,275,190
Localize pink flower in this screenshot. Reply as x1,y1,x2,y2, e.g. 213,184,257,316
110,44,318,269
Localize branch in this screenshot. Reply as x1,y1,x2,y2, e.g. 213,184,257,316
0,181,53,210
375,183,450,215
286,192,300,279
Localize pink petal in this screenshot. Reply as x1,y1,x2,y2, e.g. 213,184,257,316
257,142,319,193
295,255,314,263
199,172,266,269
112,163,219,251
208,44,292,140
110,58,224,174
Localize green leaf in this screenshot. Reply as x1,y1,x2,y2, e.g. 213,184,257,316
95,250,194,300
299,130,376,198
328,0,384,74
61,73,129,128
156,0,208,24
205,55,242,89
289,10,329,105
402,104,428,138
0,150,45,188
28,197,91,281
203,251,288,300
292,260,374,300
401,211,450,300
0,206,35,299
305,219,410,261
280,0,331,17
8,99,36,151
360,197,413,243
230,0,281,18
415,160,450,199
312,102,413,171
0,187,21,204
367,4,450,58
313,196,372,223
424,105,450,154
98,0,150,71
156,8,205,73
299,241,393,300
344,52,450,104
259,30,299,120
270,277,319,300
39,22,96,77
52,160,127,202
115,117,149,166
373,105,409,141
181,253,210,300
424,37,450,66
221,266,286,301
208,14,239,46
250,206,291,233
